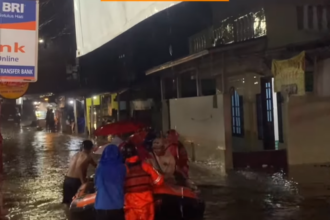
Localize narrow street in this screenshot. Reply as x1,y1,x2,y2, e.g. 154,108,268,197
1,126,330,220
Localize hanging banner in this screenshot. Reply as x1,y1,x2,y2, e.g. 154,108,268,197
0,82,29,99
74,1,180,57
272,51,305,96
0,0,39,82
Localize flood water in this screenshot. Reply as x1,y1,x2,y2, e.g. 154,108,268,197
1,126,330,220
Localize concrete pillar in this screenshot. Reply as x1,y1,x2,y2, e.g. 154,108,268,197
196,69,201,96
117,93,120,121
160,77,170,133
223,94,233,171
221,53,225,93
160,78,165,101
313,56,319,96
176,76,181,98
244,73,259,151
91,97,94,134
82,98,87,135
73,99,78,134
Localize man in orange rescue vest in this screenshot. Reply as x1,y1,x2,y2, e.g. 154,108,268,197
121,142,164,220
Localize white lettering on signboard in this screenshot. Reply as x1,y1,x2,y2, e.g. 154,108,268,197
0,0,38,82
2,2,25,13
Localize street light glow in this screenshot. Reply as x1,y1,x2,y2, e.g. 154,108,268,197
39,39,44,43
69,100,74,104
93,96,97,99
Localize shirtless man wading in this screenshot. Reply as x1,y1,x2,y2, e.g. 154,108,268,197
62,140,97,206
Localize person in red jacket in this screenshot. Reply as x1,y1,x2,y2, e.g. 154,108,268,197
128,131,150,161
121,142,164,220
165,129,189,177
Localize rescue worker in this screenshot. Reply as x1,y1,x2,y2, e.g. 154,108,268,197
122,142,164,220
165,129,189,177
128,130,150,161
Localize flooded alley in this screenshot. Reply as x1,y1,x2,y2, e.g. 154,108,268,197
1,126,330,220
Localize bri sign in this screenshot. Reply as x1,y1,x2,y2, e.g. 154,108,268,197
0,0,39,82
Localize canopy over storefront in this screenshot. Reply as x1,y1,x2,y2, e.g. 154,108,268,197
74,1,180,57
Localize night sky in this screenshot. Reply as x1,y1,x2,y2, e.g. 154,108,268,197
28,1,213,94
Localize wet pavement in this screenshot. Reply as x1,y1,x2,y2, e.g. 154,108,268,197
1,125,330,220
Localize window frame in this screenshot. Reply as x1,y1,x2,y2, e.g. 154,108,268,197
230,87,244,137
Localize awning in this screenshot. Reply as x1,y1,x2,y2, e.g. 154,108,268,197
145,50,208,75
145,37,267,76
74,1,180,57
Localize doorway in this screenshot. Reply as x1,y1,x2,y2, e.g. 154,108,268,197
232,76,287,171
260,77,275,150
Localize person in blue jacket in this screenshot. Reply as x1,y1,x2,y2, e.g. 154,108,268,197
95,144,126,220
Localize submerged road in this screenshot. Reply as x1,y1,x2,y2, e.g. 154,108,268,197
1,126,330,220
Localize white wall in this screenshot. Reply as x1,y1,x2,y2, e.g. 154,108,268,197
286,95,330,165
285,58,330,165
169,95,232,172
285,95,330,196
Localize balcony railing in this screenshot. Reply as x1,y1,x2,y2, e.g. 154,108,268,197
189,8,267,54
189,27,214,55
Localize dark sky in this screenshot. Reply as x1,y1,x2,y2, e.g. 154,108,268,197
28,0,75,94
28,1,213,94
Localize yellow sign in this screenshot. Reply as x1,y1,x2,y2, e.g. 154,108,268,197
272,51,305,96
0,82,29,99
111,94,118,110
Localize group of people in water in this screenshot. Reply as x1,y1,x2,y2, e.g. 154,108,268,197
63,129,189,220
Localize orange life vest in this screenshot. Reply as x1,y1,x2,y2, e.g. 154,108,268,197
125,161,152,193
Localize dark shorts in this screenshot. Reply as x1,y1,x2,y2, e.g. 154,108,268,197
95,209,125,220
62,176,81,205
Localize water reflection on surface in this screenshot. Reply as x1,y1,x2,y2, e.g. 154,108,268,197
1,126,330,220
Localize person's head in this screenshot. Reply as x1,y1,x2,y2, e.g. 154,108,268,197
129,131,147,146
82,140,94,153
152,138,165,156
121,142,138,160
100,144,123,165
144,131,157,151
166,129,179,144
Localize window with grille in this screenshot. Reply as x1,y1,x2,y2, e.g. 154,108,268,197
265,82,273,122
297,5,330,31
231,89,244,137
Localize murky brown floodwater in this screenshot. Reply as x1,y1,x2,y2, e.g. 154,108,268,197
1,125,330,220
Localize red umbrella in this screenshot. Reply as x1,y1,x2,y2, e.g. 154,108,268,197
128,130,148,146
94,120,145,136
